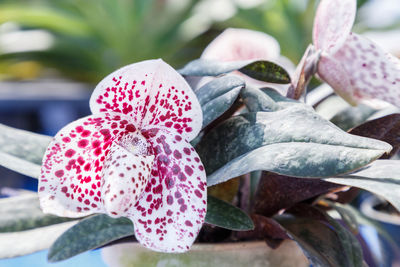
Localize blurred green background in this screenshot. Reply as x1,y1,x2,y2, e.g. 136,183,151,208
0,0,397,84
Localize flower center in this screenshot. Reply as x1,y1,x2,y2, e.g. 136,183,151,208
119,132,153,156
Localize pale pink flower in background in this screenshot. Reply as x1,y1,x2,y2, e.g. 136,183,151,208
201,28,281,62
363,30,400,58
196,28,294,95
314,0,400,108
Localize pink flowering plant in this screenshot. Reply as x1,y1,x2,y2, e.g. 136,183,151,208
1,0,400,266
39,59,207,253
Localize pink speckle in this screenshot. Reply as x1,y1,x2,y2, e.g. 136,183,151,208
55,170,64,178
195,190,202,198
173,150,182,159
153,184,163,194
165,177,175,189
126,124,136,132
77,157,85,165
180,205,187,212
94,148,102,156
184,166,193,176
183,148,191,155
84,163,91,171
81,130,91,137
65,149,76,158
100,129,110,136
92,140,101,148
167,195,173,205
78,139,89,148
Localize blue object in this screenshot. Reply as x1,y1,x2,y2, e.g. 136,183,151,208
0,249,107,267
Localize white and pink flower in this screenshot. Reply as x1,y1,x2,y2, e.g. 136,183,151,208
314,0,400,107
38,59,207,253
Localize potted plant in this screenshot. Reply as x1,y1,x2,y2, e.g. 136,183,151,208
1,0,400,266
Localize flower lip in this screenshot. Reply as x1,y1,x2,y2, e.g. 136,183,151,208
119,131,154,157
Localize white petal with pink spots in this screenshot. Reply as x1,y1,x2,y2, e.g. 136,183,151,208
313,0,356,54
131,127,207,252
39,59,206,253
318,33,400,106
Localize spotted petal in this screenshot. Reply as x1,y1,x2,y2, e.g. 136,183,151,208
313,0,356,54
89,59,202,141
131,128,207,252
101,142,155,218
317,55,355,105
39,113,139,217
318,33,400,107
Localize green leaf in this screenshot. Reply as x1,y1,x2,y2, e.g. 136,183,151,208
261,87,298,106
327,202,359,234
196,105,391,186
325,160,400,212
206,143,386,186
195,76,244,106
0,194,73,233
202,87,241,128
179,59,290,84
0,123,51,178
178,59,253,77
194,76,244,129
48,214,134,262
325,216,363,267
328,202,397,248
330,104,377,131
48,195,253,262
0,221,77,259
240,86,280,112
0,123,51,165
241,86,300,112
278,206,363,267
0,152,41,178
205,196,254,231
238,60,291,84
0,5,91,36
